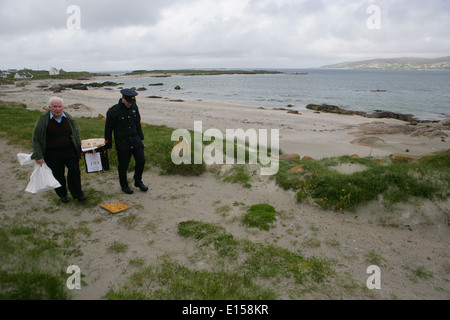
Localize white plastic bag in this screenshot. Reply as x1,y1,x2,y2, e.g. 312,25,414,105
25,163,61,194
17,153,34,166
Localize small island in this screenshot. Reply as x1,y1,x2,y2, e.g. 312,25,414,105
125,69,284,76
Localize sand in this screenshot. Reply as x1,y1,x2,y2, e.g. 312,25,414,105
0,76,449,300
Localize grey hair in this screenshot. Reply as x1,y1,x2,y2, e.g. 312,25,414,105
49,97,64,106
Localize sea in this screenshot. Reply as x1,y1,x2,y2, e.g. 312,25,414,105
107,69,450,121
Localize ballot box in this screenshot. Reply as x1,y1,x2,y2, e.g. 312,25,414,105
81,139,110,173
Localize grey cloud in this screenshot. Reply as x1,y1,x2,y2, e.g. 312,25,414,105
0,0,449,71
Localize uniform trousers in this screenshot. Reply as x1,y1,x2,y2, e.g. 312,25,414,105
44,145,83,199
117,146,145,188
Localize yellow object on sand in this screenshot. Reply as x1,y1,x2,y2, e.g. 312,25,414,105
100,202,131,214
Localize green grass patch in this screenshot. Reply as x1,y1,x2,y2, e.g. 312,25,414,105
1,102,280,177
107,220,334,299
223,165,252,188
242,204,277,231
0,103,205,176
0,271,69,300
274,155,450,211
0,214,89,300
106,259,275,300
178,221,240,258
177,221,333,292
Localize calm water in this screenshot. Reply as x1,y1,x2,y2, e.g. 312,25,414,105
112,69,450,121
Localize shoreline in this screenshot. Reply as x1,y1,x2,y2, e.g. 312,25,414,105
1,76,449,159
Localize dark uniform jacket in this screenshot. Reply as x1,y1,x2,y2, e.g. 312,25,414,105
105,99,145,152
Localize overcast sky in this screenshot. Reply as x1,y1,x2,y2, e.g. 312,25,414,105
1,0,449,71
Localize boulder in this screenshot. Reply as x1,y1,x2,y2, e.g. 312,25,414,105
389,154,416,163
367,110,416,122
357,122,411,135
279,154,300,160
440,118,450,127
289,165,304,173
306,104,367,117
87,81,121,87
64,83,88,90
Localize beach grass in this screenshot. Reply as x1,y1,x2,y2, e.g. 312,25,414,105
0,102,206,176
0,102,278,177
242,204,277,231
274,155,450,212
0,214,88,300
105,220,334,299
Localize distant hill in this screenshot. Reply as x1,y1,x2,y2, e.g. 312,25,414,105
321,56,450,70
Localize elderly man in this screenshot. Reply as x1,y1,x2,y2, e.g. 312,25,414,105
31,97,87,203
105,89,148,194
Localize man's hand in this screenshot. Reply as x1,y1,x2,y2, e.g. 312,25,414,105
36,159,44,167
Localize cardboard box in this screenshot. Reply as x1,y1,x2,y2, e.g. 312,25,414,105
82,139,110,173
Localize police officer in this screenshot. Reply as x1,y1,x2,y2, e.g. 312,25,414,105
105,89,148,194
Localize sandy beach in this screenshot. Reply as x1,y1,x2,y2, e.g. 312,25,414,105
2,75,449,159
0,75,449,300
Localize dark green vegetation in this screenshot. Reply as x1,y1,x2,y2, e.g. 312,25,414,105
0,101,206,176
106,220,333,299
242,204,277,231
274,155,450,211
0,69,102,84
0,214,87,300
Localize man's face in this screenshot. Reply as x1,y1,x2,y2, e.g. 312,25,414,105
122,97,133,108
49,99,64,117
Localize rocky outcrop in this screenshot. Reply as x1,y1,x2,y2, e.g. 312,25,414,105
305,104,449,138
355,121,448,138
305,103,443,125
440,118,450,127
306,104,367,117
367,110,416,122
46,81,122,92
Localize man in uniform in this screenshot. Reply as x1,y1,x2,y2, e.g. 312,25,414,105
105,89,148,194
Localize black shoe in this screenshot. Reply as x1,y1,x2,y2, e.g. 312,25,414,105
122,187,134,194
77,195,88,203
60,196,70,203
134,181,148,192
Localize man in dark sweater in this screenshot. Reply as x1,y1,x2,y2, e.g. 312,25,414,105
31,97,87,203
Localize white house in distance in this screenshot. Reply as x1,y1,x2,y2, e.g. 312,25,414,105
14,72,33,79
49,67,60,76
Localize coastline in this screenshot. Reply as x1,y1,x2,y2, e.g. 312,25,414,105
1,76,449,159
